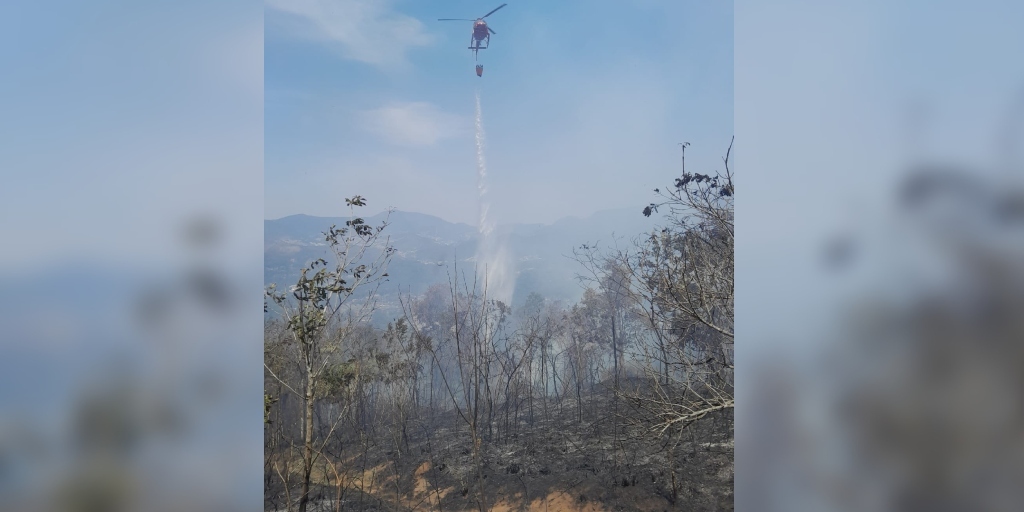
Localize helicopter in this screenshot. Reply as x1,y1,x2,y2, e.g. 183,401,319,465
438,3,507,76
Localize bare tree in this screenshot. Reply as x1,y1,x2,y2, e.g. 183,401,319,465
567,140,734,506
630,137,735,434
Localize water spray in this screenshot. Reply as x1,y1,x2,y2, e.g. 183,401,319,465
473,87,514,305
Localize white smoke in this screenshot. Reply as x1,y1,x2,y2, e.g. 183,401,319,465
473,88,515,305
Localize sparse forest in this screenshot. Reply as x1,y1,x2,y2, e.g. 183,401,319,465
264,142,735,511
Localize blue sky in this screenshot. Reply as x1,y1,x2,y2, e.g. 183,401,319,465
265,0,733,224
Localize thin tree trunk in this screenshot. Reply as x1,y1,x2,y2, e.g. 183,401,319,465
541,342,549,420
299,360,314,512
612,314,619,391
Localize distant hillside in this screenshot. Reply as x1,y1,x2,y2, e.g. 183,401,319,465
264,208,660,318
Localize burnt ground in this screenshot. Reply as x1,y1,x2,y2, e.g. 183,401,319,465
266,398,733,511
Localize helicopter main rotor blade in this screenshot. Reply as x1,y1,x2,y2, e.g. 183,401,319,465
481,3,507,19
437,18,474,21
488,27,496,34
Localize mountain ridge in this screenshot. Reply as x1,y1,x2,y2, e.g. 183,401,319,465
265,207,660,316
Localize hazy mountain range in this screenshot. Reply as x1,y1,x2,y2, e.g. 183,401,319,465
264,208,662,315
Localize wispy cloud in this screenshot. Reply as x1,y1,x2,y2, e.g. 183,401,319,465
360,101,468,147
266,0,434,70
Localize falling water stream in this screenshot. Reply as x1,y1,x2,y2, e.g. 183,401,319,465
473,87,514,305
